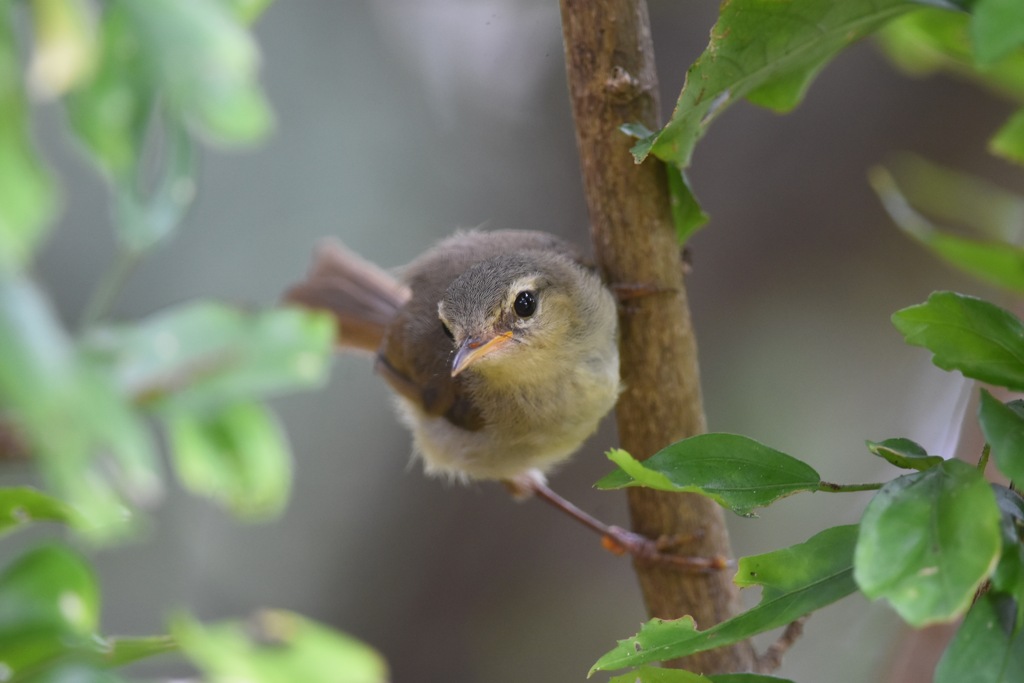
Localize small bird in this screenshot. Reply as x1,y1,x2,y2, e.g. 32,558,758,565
285,229,621,491
286,230,721,568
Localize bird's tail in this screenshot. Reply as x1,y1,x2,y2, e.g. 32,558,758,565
284,239,410,353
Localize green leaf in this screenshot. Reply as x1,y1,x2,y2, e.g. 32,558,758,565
891,291,1024,391
172,610,388,683
866,438,944,470
596,435,821,517
971,0,1024,67
935,591,1024,683
64,3,149,177
609,670,795,683
0,545,100,674
67,0,270,181
0,4,57,271
855,459,1002,626
991,108,1024,165
24,661,127,683
0,487,75,537
626,0,941,236
979,390,1024,484
870,159,1024,292
167,402,291,519
878,9,1024,101
0,275,160,540
104,635,177,667
85,302,334,416
640,0,926,169
116,0,272,145
666,164,708,244
592,525,858,673
216,0,274,24
991,485,1024,600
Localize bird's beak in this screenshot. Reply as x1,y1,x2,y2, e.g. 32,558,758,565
451,331,514,377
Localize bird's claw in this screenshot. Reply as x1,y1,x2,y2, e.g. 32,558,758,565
601,526,730,572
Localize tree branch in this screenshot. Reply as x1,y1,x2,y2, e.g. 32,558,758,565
558,0,755,673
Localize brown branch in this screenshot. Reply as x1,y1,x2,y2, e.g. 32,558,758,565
755,617,808,673
558,0,755,673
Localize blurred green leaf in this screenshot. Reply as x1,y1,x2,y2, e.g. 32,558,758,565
27,0,98,99
85,302,334,416
110,117,196,254
870,159,1024,292
991,108,1024,164
878,8,1024,165
0,545,99,674
117,0,272,144
878,9,1024,100
66,0,267,250
0,487,75,537
104,635,177,667
934,591,1024,683
0,275,160,540
27,661,127,683
597,435,821,516
872,154,1024,245
892,292,1024,391
168,402,291,519
866,437,944,470
64,4,150,178
855,459,1002,626
216,0,274,24
979,390,1024,484
592,526,858,673
971,0,1024,66
609,670,795,683
172,610,388,683
0,2,57,272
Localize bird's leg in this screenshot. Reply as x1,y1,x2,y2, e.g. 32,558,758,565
505,472,729,573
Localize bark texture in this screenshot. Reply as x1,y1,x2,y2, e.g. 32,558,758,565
559,0,755,673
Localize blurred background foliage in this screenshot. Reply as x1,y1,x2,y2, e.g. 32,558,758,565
1,0,1022,681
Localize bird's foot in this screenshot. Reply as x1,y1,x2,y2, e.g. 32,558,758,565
600,525,730,572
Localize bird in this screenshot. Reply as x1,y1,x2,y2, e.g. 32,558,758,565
285,229,620,490
285,229,719,568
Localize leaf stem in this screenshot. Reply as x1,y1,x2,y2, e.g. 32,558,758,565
978,443,991,472
79,248,142,329
817,481,885,493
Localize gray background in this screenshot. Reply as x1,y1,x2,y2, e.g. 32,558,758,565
11,1,1018,681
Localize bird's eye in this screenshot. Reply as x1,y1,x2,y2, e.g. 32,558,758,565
441,321,455,340
513,290,537,318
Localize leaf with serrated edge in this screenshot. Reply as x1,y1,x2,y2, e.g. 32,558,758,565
591,526,857,673
597,435,820,517
639,0,925,168
892,292,1024,391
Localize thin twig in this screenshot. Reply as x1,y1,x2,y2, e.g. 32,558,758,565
755,616,808,673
